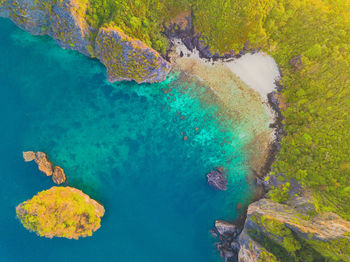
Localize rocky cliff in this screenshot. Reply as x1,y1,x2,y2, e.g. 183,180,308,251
238,197,350,262
0,0,171,83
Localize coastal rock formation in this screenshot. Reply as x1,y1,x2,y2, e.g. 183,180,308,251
211,220,241,261
215,220,238,236
206,168,227,190
0,0,170,83
34,151,53,176
23,151,66,184
23,151,53,176
95,26,171,83
16,186,105,239
52,166,66,185
237,198,350,261
22,151,36,162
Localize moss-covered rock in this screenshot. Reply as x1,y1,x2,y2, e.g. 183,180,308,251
16,186,105,239
0,0,51,35
239,198,350,261
0,0,171,82
95,26,171,83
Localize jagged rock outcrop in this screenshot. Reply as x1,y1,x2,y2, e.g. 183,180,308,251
23,151,53,176
0,0,171,83
215,220,239,236
95,26,171,83
16,186,105,239
23,151,66,184
211,220,241,261
206,168,227,190
238,198,350,261
52,166,66,185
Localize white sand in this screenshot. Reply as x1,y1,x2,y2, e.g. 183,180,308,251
171,39,281,101
225,53,281,99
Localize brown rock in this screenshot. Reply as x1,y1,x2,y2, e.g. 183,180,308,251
289,55,304,71
23,151,36,162
52,166,66,184
34,152,53,176
215,220,238,236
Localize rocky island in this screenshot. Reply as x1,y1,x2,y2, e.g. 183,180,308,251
16,186,105,239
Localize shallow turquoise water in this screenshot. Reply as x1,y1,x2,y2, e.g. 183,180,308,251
0,18,254,262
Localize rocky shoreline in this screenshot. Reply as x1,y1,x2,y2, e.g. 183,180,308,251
208,83,285,262
0,0,171,84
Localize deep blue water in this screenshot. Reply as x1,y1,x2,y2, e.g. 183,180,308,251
0,18,254,262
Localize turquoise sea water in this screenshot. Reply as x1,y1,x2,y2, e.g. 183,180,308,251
0,19,254,262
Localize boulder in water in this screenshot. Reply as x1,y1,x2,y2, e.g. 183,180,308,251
34,152,53,176
206,168,227,190
52,166,66,184
23,151,36,162
215,220,238,236
23,151,53,176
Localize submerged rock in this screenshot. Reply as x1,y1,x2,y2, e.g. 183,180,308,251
206,168,227,190
16,186,105,239
52,166,66,184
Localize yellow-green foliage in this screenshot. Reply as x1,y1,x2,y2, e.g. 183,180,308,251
16,187,103,239
253,215,301,254
267,183,291,204
85,0,189,54
305,237,350,262
259,247,279,262
250,213,349,261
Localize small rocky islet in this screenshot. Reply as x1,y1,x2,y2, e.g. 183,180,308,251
16,186,105,239
19,151,105,239
23,151,66,184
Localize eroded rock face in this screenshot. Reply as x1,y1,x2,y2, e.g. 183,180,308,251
52,166,66,185
16,186,105,239
237,198,350,261
95,26,171,83
0,0,171,83
215,220,238,236
49,0,93,57
211,220,241,261
206,168,227,190
0,0,51,35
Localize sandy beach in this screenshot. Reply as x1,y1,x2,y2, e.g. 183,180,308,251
169,39,281,177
